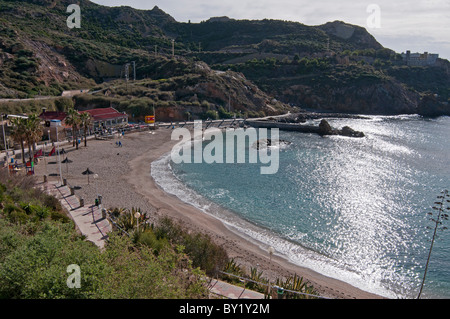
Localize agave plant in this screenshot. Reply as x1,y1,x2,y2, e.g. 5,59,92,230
223,258,243,276
221,258,243,284
246,267,267,292
418,189,450,299
275,273,318,299
110,207,150,233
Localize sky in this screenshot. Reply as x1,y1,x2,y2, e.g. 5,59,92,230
91,0,450,60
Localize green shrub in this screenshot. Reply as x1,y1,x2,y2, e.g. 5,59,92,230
0,219,208,299
0,172,68,225
153,217,228,276
50,210,71,223
218,106,233,119
54,97,74,112
201,110,219,120
42,194,63,212
136,229,169,256
183,232,228,276
3,205,30,224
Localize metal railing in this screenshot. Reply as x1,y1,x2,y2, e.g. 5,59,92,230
218,271,331,299
106,212,131,237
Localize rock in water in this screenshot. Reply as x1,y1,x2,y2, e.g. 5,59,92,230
339,126,365,138
417,94,450,117
318,119,365,138
318,119,335,136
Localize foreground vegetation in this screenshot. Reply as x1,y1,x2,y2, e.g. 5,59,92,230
0,172,208,299
0,170,319,299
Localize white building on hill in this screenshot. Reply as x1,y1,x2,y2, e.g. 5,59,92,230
402,50,439,66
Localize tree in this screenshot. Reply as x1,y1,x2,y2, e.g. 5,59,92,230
10,115,43,165
10,117,27,164
65,107,81,150
54,97,74,112
79,112,92,147
376,48,393,60
23,114,43,163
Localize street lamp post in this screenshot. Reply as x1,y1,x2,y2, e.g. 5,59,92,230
2,114,8,164
44,129,50,177
56,128,63,185
93,174,99,197
267,246,275,298
134,211,141,232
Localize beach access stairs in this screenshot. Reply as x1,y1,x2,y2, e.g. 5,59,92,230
37,180,112,248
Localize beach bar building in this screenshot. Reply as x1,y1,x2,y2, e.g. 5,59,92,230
81,107,128,131
40,107,128,134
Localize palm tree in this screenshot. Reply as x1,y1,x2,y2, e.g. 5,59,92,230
23,114,43,163
79,112,92,147
10,117,27,164
10,115,43,164
65,107,81,150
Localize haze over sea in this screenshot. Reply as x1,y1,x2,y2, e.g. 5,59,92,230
152,115,450,299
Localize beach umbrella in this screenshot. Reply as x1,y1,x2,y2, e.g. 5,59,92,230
82,168,94,184
62,157,73,174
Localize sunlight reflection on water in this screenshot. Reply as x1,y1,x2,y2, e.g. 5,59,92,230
160,115,450,298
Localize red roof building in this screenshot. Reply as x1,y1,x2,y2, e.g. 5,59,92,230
80,107,128,130
39,111,70,130
39,111,67,122
40,108,128,131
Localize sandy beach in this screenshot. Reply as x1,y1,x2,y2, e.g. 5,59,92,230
34,127,383,299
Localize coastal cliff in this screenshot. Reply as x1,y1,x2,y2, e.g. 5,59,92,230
279,78,421,115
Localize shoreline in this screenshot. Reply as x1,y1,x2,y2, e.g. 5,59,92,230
34,128,384,299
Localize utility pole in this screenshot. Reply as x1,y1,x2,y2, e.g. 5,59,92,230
124,63,129,82
124,63,130,92
199,42,201,54
172,39,175,58
155,45,158,57
327,37,330,56
132,61,136,81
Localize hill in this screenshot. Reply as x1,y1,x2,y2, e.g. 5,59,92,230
0,0,449,118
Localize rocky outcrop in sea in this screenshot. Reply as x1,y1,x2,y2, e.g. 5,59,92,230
318,119,365,138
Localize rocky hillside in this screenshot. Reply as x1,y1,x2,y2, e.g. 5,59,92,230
73,59,288,122
0,0,449,117
212,44,450,116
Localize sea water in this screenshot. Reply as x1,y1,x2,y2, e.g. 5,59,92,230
151,115,450,299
